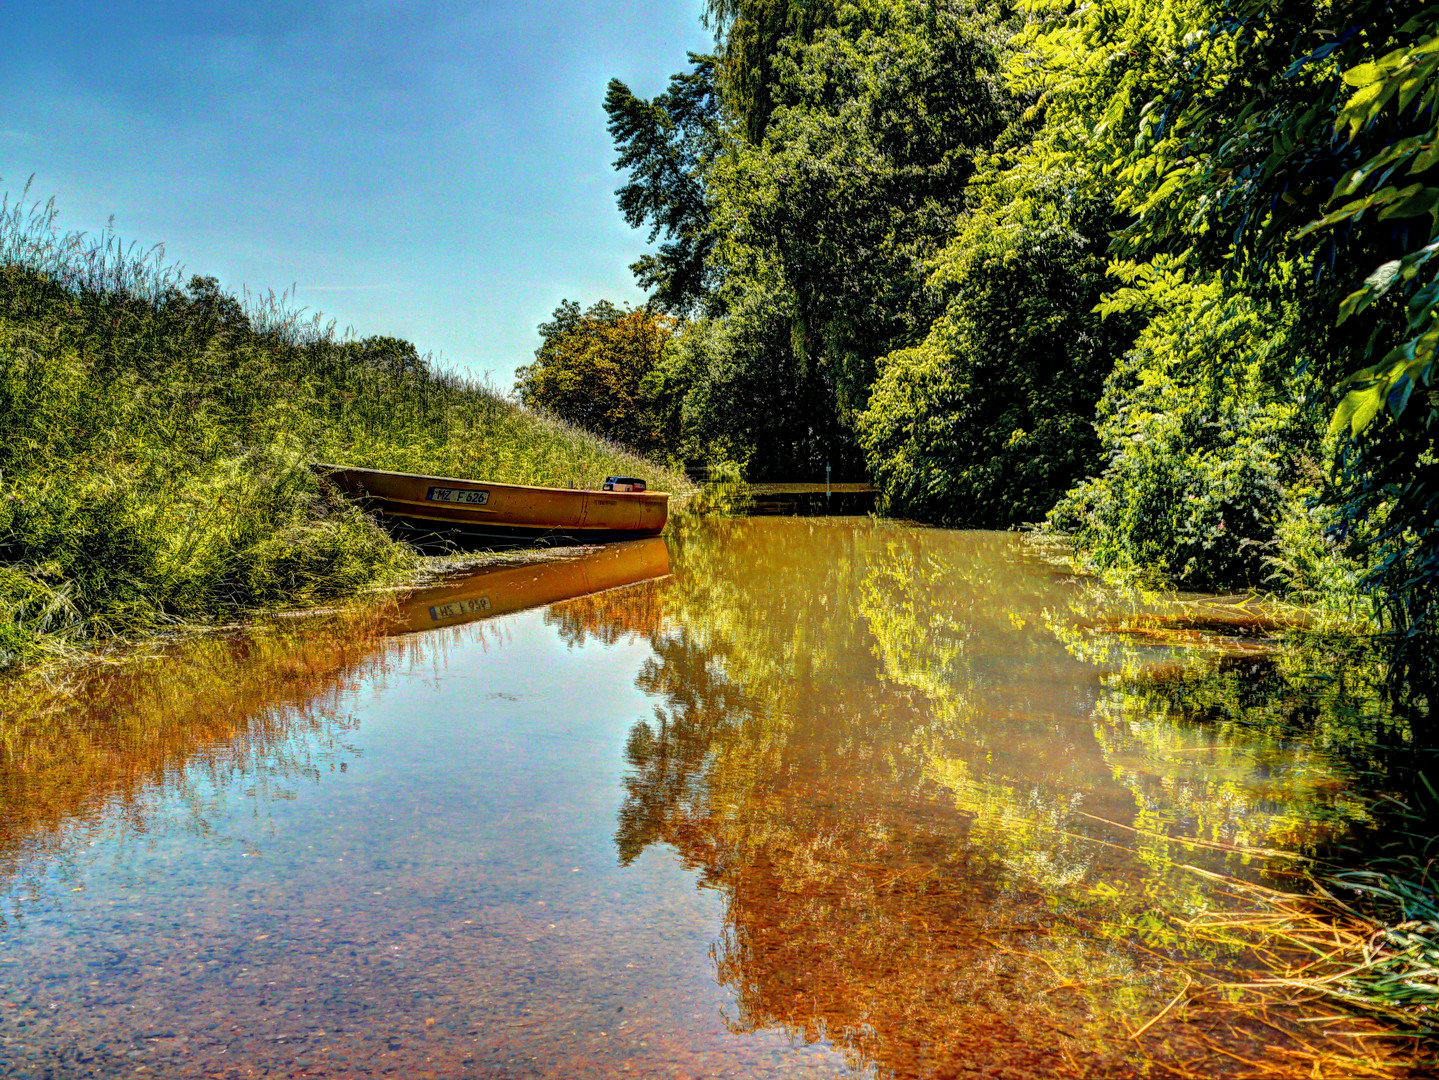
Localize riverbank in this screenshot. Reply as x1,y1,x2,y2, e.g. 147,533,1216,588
0,196,690,671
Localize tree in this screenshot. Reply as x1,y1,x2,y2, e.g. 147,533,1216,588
656,268,866,478
859,172,1135,526
1013,0,1437,665
605,56,722,316
702,0,841,142
604,0,1016,477
709,0,1014,420
514,300,676,454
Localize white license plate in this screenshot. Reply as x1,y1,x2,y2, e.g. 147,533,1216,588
427,486,489,506
429,597,492,621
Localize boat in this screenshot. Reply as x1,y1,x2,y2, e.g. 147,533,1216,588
389,537,671,634
315,464,669,548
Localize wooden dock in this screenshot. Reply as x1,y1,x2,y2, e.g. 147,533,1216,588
744,482,878,515
747,483,876,495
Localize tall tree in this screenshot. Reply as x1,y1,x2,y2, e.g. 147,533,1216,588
702,0,840,141
604,0,1015,476
711,0,1014,419
1013,0,1437,666
605,56,722,316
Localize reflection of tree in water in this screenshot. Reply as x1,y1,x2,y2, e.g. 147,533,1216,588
617,628,760,868
1072,619,1436,869
1047,580,1430,843
619,623,1084,1076
611,518,1414,1077
544,577,667,648
0,600,437,910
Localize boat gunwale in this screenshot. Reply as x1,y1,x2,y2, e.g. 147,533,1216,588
377,511,664,537
312,462,671,502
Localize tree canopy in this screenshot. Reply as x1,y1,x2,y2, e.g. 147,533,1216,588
520,0,1438,680
604,56,721,316
514,300,676,456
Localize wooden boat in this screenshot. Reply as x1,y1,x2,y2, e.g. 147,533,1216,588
391,538,671,634
315,464,669,548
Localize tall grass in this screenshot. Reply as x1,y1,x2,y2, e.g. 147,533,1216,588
0,183,690,669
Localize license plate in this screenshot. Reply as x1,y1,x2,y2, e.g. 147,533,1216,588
427,486,489,505
429,597,492,621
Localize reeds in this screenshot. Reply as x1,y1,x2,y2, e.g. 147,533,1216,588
1168,784,1439,1062
0,177,182,301
0,184,690,669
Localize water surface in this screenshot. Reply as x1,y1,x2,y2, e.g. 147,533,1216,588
0,518,1419,1077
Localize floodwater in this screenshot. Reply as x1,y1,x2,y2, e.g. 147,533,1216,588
0,517,1425,1078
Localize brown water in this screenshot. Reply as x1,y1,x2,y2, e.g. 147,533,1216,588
0,517,1421,1078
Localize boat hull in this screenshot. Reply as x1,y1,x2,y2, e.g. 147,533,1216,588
316,464,669,549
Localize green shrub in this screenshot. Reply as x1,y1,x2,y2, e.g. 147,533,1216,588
1049,268,1344,594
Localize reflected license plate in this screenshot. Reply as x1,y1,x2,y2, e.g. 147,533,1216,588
429,597,492,621
427,486,489,505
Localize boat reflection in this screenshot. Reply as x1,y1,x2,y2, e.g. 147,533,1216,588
0,539,670,909
389,537,671,634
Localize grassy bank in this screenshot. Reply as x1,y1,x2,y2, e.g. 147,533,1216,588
0,189,690,669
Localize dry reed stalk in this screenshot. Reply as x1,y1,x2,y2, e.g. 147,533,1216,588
1131,974,1194,1040
1074,809,1299,860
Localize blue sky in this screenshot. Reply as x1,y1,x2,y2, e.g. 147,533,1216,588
0,0,711,385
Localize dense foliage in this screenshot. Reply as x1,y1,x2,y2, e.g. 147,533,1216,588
514,300,676,455
1051,271,1323,590
859,167,1136,525
1007,0,1436,661
567,0,1438,677
585,0,1014,479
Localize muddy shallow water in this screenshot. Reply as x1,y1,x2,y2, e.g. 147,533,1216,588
0,518,1425,1077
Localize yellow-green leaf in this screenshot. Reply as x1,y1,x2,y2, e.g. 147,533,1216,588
1343,62,1384,88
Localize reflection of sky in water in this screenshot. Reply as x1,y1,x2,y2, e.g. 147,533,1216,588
0,521,1414,1078
0,601,864,1078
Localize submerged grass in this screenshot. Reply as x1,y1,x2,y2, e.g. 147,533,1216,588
1190,788,1439,1040
0,184,690,669
1143,848,1439,1079
1072,609,1439,1061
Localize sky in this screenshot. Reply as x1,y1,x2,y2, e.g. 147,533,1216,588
0,0,712,385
